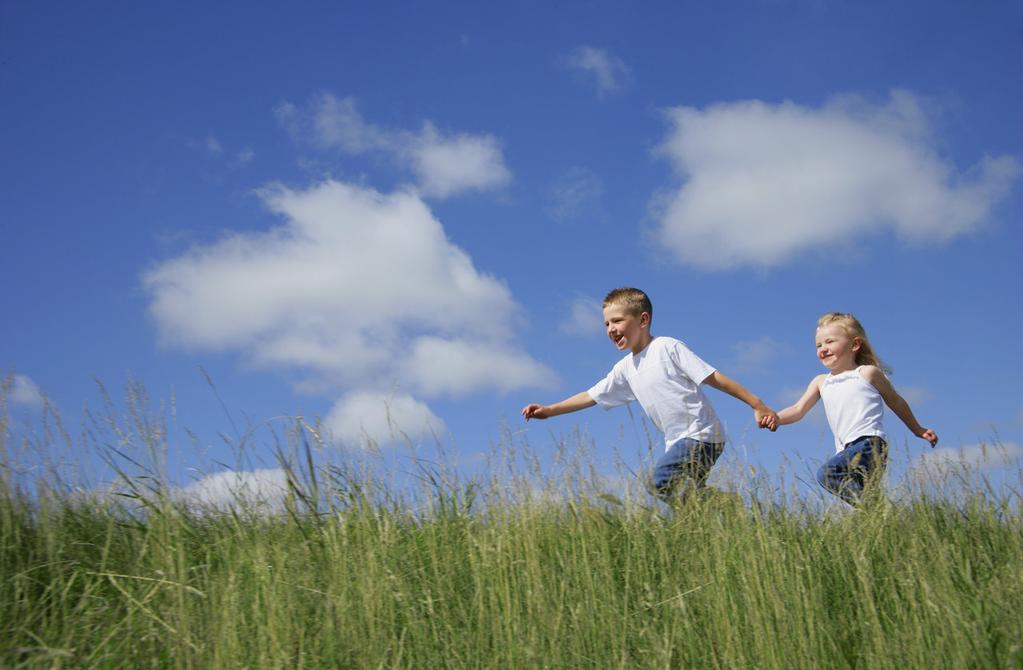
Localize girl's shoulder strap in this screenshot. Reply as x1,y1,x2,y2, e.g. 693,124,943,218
856,364,882,378
857,364,888,387
817,371,841,390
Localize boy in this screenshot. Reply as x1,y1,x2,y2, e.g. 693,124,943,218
521,287,777,501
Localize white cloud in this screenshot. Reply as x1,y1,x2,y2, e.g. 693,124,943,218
653,91,1020,269
324,391,445,446
906,442,1023,481
173,468,290,513
205,135,223,156
559,296,602,337
7,374,44,408
777,386,808,405
233,148,255,166
563,46,630,97
407,122,512,198
303,94,388,154
274,101,301,138
144,179,556,414
895,385,930,407
276,94,511,199
730,336,783,373
403,337,557,397
547,167,605,223
187,134,254,169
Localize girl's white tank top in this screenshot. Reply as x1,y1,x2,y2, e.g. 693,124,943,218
819,367,887,452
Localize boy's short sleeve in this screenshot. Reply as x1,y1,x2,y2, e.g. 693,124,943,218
587,363,634,409
669,340,716,386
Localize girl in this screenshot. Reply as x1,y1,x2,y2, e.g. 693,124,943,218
774,313,938,504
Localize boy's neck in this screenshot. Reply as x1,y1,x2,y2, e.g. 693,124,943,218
631,332,654,355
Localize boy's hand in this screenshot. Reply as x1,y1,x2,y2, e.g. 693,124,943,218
521,404,549,421
521,392,595,421
755,407,778,432
916,427,938,447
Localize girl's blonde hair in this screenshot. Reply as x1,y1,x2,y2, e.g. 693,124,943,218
817,312,891,374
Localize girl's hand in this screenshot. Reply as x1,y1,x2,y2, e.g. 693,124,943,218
917,428,938,447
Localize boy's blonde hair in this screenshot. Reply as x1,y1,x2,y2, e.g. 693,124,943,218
817,312,890,373
603,287,652,319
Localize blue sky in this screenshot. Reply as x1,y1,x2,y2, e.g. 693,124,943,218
3,0,1021,507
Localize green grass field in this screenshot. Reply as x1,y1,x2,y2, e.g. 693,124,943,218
2,395,1022,668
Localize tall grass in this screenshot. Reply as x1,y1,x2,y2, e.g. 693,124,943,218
2,385,1022,668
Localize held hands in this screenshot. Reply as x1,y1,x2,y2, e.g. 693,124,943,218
756,407,779,432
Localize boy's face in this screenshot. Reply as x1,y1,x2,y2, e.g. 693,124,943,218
603,303,650,354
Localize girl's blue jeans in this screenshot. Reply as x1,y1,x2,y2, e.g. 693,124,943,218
817,435,889,505
652,438,724,502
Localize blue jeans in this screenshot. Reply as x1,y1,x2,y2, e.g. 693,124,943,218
652,438,724,502
817,435,888,505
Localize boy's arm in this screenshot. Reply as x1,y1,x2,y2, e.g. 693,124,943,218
776,376,823,426
522,391,597,421
702,371,778,431
861,366,938,446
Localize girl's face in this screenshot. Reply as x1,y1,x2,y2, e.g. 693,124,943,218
815,324,860,373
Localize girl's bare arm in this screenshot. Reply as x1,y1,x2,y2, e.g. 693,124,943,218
860,366,938,446
776,375,824,426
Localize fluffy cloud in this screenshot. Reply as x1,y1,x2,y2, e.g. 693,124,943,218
408,122,512,198
559,296,602,337
173,468,290,513
894,385,931,407
653,91,1020,269
906,442,1023,481
188,134,255,167
7,374,44,408
402,337,556,397
276,94,511,199
144,179,556,413
204,135,223,156
730,336,784,373
324,391,445,447
546,167,605,223
562,46,630,97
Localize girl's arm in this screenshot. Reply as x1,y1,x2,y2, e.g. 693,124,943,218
860,366,938,446
522,391,597,421
776,375,824,426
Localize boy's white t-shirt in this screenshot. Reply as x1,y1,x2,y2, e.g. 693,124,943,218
819,366,887,452
587,336,726,451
